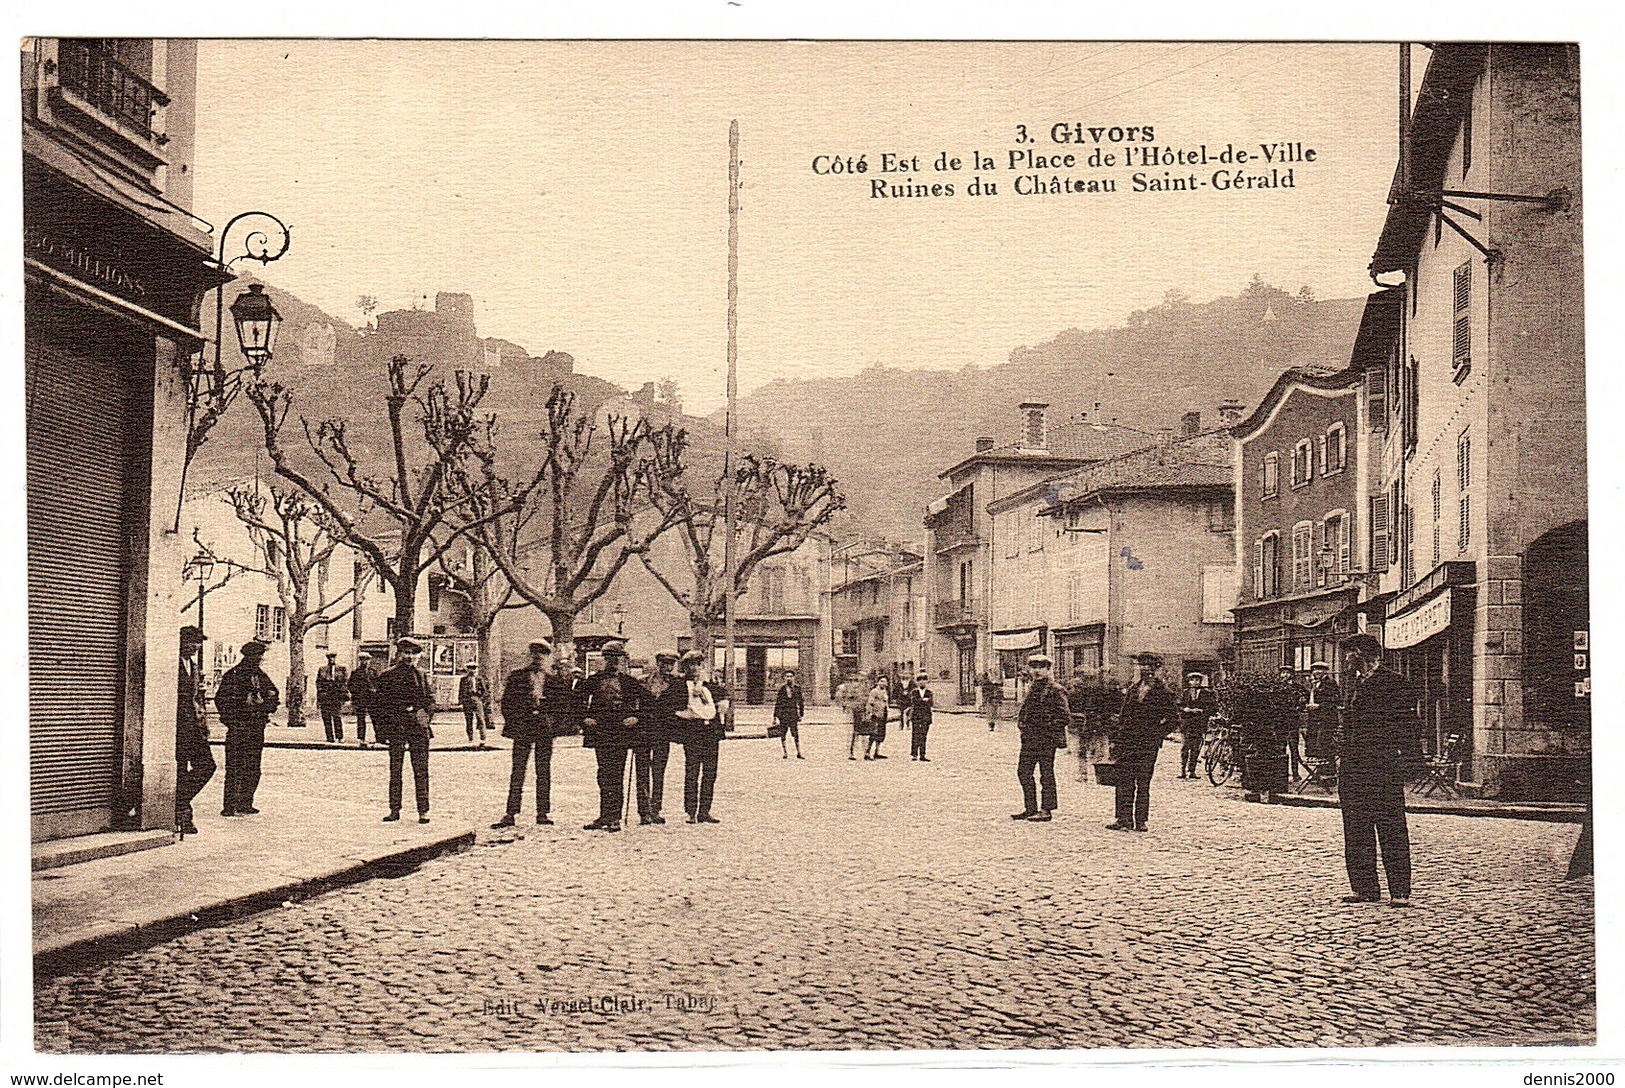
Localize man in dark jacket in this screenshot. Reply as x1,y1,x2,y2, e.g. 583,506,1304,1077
633,652,682,822
1304,661,1343,764
1337,634,1421,906
458,662,491,747
377,638,434,824
577,639,648,832
1012,653,1070,822
348,652,380,748
675,650,729,824
214,640,279,817
773,670,806,760
1109,654,1176,831
1177,672,1218,779
315,652,349,743
174,625,215,835
908,672,935,761
493,639,570,828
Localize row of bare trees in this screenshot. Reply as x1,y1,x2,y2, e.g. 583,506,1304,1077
194,352,843,725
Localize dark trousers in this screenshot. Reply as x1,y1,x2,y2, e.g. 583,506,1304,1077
463,704,489,742
353,706,372,744
320,703,345,742
1114,749,1160,827
595,744,630,824
387,732,431,815
683,737,720,816
1285,730,1303,778
505,734,553,817
1341,796,1412,900
1017,746,1058,813
1180,728,1204,777
175,738,216,826
911,725,929,758
222,725,266,813
633,742,671,818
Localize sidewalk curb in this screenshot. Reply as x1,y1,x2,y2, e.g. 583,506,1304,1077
34,830,475,979
1272,792,1585,823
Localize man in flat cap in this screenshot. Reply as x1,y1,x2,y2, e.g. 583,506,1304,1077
676,649,729,823
377,637,434,823
1336,634,1421,906
1012,653,1070,822
459,662,491,747
348,651,380,748
576,639,648,832
174,626,214,835
1177,671,1218,779
214,640,280,817
632,651,682,823
1108,653,1176,831
493,639,571,828
315,651,349,744
907,672,935,761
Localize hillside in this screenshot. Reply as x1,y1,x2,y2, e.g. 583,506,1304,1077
726,280,1369,541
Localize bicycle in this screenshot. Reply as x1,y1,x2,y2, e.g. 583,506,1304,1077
1201,715,1243,786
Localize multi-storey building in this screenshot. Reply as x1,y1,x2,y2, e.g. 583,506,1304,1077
985,424,1237,693
25,39,230,844
923,404,1150,705
1230,290,1400,677
832,542,926,689
1366,43,1584,799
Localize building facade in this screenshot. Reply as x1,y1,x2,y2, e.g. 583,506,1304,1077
831,542,926,690
923,404,1150,705
1367,43,1585,799
986,428,1238,693
24,39,230,842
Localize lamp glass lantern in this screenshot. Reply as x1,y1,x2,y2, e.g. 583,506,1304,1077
229,283,282,367
186,552,215,581
611,604,627,634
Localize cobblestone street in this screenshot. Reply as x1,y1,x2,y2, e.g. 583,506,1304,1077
35,715,1593,1053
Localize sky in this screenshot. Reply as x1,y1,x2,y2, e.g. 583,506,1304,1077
193,41,1403,413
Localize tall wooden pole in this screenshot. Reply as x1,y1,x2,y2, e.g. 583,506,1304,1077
722,119,740,719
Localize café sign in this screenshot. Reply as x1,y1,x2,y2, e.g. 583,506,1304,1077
1385,590,1452,649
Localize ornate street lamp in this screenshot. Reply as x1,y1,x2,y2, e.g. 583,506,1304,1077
612,603,627,636
228,283,282,367
185,550,216,635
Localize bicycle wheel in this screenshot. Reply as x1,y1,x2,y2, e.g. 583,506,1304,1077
1207,741,1237,786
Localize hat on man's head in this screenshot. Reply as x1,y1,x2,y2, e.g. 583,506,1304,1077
1185,671,1207,683
326,651,338,659
655,652,679,665
395,637,423,653
1133,652,1163,666
240,640,268,658
1310,660,1332,670
1026,653,1053,668
1340,633,1384,657
527,638,553,654
916,672,928,680
601,638,629,657
463,662,477,670
679,649,706,666
180,625,205,644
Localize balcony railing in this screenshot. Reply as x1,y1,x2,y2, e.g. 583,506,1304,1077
934,598,985,629
57,40,169,142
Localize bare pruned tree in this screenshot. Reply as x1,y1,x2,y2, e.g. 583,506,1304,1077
459,384,688,647
246,354,529,638
642,454,845,654
213,484,372,728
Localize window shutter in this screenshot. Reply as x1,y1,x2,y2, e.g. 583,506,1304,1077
1337,515,1351,573
1370,495,1391,571
1316,435,1327,476
1253,539,1264,599
1315,521,1327,586
1452,264,1472,370
1367,368,1388,423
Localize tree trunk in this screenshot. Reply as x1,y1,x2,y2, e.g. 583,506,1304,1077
286,627,308,729
546,608,575,663
392,558,418,637
690,617,716,657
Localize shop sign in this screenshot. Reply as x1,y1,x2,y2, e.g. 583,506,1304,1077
1385,590,1452,649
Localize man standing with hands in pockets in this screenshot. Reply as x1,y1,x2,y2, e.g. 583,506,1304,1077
1012,653,1070,822
1336,634,1421,907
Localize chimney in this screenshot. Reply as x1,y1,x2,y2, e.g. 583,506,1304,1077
975,436,996,453
1019,402,1049,450
1218,400,1245,427
1181,411,1202,437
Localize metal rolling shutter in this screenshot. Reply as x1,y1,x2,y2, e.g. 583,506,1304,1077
27,338,131,831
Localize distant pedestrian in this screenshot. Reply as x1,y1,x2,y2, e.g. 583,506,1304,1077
459,663,491,747
377,637,434,824
982,671,1005,731
836,677,865,759
348,652,380,748
492,639,570,828
1277,665,1308,781
1304,661,1342,765
1336,634,1421,907
1177,672,1218,779
674,650,728,823
1012,654,1069,821
214,640,279,817
636,652,682,821
773,670,806,759
1108,654,1175,831
861,677,890,760
907,673,935,761
174,625,214,836
315,652,349,743
577,639,647,832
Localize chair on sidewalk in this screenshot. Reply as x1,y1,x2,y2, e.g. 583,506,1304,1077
1293,753,1338,795
1413,733,1463,799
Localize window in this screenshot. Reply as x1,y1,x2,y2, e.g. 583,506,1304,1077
1459,494,1471,552
1403,504,1416,588
1028,510,1044,553
1292,522,1315,591
840,629,859,656
1370,494,1391,572
1203,566,1237,623
1257,531,1282,599
959,561,971,605
1367,368,1388,429
873,626,885,654
1457,428,1472,552
427,573,444,614
256,604,286,643
1291,440,1313,488
1207,497,1235,532
1324,423,1347,474
1431,471,1442,568
1452,262,1472,380
1262,452,1280,498
1321,511,1349,582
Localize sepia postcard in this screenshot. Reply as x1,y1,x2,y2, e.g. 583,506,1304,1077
9,31,1605,1079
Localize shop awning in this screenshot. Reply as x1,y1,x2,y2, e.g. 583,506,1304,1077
990,629,1042,652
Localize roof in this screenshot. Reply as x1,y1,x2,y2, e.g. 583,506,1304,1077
940,419,1152,480
988,429,1233,514
1370,44,1490,276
